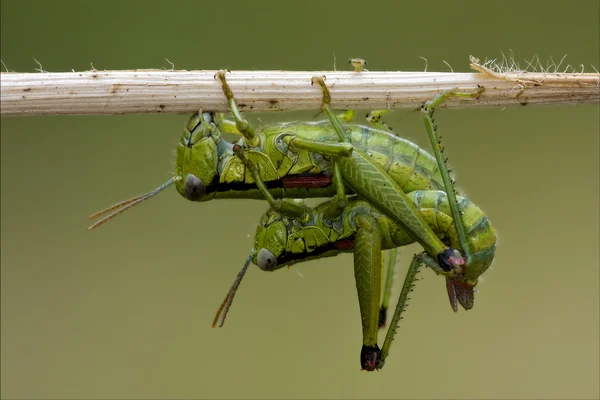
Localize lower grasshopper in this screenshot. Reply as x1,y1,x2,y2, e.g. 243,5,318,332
213,190,496,370
89,71,485,309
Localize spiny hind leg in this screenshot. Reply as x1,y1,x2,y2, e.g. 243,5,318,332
377,253,423,370
214,70,259,147
420,86,485,264
378,248,399,329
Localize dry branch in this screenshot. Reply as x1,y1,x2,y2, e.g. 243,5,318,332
1,57,598,116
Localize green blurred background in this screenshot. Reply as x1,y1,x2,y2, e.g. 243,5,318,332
1,1,598,398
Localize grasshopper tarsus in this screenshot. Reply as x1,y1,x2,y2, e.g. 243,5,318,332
360,344,381,371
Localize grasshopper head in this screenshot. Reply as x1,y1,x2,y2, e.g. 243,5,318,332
175,112,221,202
87,112,221,231
252,206,333,272
252,208,293,272
212,207,302,328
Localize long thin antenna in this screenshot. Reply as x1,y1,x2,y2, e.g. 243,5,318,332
213,251,255,328
87,176,180,230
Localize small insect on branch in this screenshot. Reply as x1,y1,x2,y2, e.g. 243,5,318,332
1,55,598,116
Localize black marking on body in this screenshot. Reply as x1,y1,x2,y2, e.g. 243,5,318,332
204,174,333,195
275,240,348,266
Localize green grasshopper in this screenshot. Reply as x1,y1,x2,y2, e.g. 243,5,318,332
89,71,485,310
213,190,496,370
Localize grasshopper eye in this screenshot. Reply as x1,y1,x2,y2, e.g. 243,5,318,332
257,248,277,271
184,173,205,201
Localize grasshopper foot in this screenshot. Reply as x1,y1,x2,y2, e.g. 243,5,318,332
360,344,381,371
437,248,464,272
213,69,231,81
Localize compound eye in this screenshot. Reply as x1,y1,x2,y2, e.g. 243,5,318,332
256,248,278,271
184,174,205,201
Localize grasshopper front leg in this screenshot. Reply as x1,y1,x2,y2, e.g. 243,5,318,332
217,70,353,220
215,70,260,147
232,145,309,219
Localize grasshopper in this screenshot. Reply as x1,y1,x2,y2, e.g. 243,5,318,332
89,71,484,310
214,190,496,370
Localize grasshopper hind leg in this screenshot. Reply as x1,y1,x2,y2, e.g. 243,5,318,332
421,86,485,264
420,86,485,310
377,253,423,369
352,214,383,371
378,248,399,329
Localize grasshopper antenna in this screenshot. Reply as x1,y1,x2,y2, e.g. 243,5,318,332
87,176,181,230
213,251,255,328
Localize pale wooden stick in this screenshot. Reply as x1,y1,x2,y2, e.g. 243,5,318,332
1,58,598,116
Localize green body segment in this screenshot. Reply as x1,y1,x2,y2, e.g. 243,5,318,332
175,118,445,202
253,190,496,280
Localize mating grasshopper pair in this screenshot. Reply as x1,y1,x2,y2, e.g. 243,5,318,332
89,70,496,370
